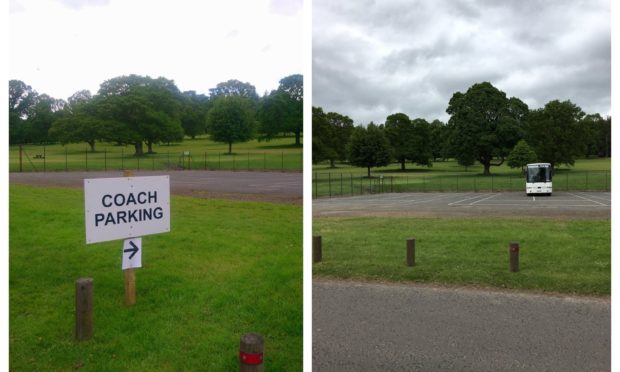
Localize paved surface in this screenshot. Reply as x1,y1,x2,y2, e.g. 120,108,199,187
9,170,302,204
313,280,610,372
313,192,610,219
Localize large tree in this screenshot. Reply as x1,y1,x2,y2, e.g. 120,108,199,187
209,79,259,101
312,107,354,167
95,75,184,155
347,123,391,177
258,74,303,145
525,100,586,169
206,95,256,154
49,90,105,152
180,90,209,139
384,113,414,170
446,82,528,175
506,139,537,173
9,80,39,144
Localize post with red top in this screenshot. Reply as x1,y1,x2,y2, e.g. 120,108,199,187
313,235,322,263
509,241,519,272
240,333,264,371
407,238,416,267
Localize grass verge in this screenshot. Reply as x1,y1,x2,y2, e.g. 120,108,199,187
10,185,302,371
313,216,610,296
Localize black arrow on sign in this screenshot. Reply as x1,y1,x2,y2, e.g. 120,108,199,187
124,241,139,259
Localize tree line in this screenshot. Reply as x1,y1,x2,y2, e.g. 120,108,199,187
9,74,303,155
313,82,611,176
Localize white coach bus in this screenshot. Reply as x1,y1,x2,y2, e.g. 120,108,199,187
526,163,552,196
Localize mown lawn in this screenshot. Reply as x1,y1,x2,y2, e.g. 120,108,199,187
10,135,303,172
313,216,610,296
10,185,302,371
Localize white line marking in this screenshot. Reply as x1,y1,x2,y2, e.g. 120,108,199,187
449,193,491,206
567,192,608,206
576,193,611,202
470,193,499,205
404,193,466,205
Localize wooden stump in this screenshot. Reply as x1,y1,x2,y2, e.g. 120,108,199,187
75,278,93,341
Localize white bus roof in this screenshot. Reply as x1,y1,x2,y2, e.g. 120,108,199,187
526,163,551,167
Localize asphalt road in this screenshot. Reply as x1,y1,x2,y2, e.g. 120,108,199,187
313,192,611,219
9,170,302,203
313,280,610,372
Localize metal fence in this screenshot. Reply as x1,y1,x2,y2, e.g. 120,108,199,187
10,145,303,172
313,171,611,198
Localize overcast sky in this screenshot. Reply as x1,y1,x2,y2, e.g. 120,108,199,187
9,0,303,100
313,0,611,125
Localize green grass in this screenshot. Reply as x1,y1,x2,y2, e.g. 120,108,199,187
313,158,611,197
10,185,302,371
313,217,610,296
10,135,303,172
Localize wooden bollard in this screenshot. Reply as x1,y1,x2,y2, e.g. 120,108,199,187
75,278,93,341
406,238,416,266
509,241,519,272
313,235,322,263
240,333,264,371
123,170,137,305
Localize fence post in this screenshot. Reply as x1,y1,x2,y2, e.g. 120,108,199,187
509,241,519,272
328,173,331,198
314,172,317,198
605,171,608,191
313,235,322,263
75,278,93,341
406,238,416,267
239,333,264,371
350,174,353,195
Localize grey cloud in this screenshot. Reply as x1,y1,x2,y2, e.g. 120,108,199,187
313,0,611,124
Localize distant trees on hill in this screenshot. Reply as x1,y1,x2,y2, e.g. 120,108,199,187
313,81,611,175
8,74,303,154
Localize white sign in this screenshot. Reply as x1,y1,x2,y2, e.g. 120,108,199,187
122,238,142,270
84,176,170,244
